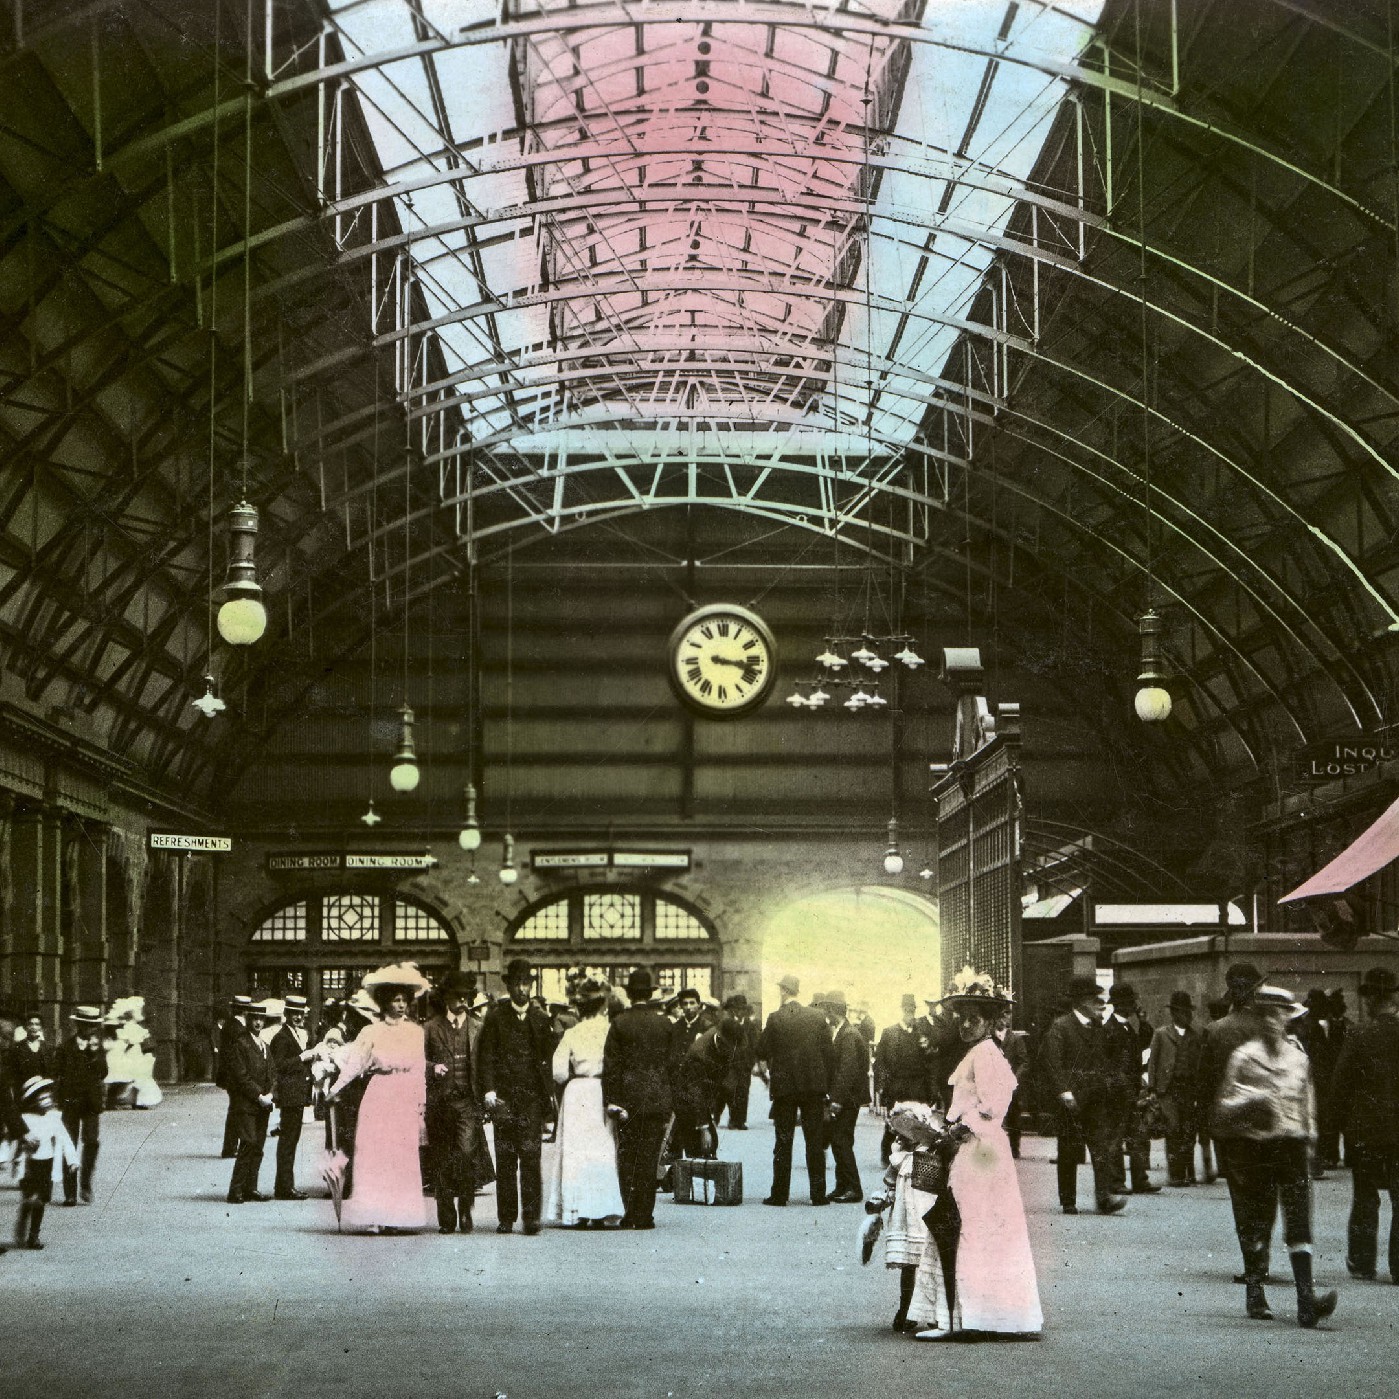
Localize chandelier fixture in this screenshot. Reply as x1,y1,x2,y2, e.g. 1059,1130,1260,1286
786,633,924,710
359,798,382,827
190,674,226,718
389,704,420,792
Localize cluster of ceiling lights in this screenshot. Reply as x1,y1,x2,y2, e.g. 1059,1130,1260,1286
785,633,925,710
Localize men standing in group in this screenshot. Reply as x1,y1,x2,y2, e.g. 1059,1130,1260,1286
268,994,312,1201
818,991,869,1203
1331,968,1399,1282
225,1001,274,1204
478,958,555,1235
216,995,252,1158
1105,984,1159,1195
1148,991,1205,1186
1199,962,1269,1283
719,994,758,1130
424,970,491,1234
756,973,832,1207
1039,977,1127,1215
54,1006,106,1206
603,968,675,1230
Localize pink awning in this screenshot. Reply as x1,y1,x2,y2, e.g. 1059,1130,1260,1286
1279,794,1399,903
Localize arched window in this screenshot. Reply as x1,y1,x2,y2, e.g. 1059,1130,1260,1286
506,889,717,1002
246,892,456,1020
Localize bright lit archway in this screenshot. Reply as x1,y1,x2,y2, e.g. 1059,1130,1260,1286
760,886,940,1032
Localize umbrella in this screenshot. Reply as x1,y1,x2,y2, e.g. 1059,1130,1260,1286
320,1101,349,1230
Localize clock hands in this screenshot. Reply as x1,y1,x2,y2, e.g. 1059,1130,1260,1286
708,654,754,669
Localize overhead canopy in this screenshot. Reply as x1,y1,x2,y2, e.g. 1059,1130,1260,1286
1278,795,1399,904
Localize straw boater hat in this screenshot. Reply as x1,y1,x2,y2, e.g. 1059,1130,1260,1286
69,1005,103,1027
361,962,431,996
344,988,381,1021
1251,984,1306,1019
20,1076,54,1106
283,994,308,1013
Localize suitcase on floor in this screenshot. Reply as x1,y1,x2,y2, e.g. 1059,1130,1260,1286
673,1158,743,1205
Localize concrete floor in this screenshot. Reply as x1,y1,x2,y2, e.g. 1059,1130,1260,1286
2,1086,1395,1399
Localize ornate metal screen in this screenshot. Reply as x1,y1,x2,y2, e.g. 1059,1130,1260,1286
934,739,1024,1001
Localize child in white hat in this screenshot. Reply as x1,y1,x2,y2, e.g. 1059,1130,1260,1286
16,1077,78,1250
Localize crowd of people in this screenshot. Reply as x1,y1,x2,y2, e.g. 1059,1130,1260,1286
4,954,1395,1346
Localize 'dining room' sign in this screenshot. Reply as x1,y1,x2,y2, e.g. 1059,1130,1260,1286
266,851,439,873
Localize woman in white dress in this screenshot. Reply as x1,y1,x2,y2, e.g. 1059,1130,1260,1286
917,971,1043,1341
545,977,625,1228
328,963,431,1234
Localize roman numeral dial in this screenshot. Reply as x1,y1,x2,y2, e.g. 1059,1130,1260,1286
666,604,777,718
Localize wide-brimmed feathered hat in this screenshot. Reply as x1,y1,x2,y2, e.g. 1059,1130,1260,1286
938,964,1013,1013
361,962,431,996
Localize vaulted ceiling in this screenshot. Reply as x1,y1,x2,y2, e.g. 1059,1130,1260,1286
1,0,1396,892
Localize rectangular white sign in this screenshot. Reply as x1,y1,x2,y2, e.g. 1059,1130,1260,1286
345,853,437,871
149,833,232,852
612,850,691,869
532,850,610,869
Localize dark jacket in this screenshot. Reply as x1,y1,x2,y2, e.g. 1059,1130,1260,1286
875,1022,929,1104
1147,1023,1203,1101
1039,1011,1116,1112
9,1039,55,1090
1103,1012,1152,1101
224,1024,273,1138
757,1000,832,1101
676,1021,736,1123
0,1052,25,1138
828,1021,871,1109
268,1025,313,1110
726,1014,758,1076
214,1016,244,1090
54,1037,107,1116
1198,1008,1262,1129
1330,1012,1399,1152
477,999,556,1113
424,1012,484,1109
602,1000,676,1117
997,1028,1031,1081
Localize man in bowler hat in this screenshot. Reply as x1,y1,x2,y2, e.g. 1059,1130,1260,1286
478,958,556,1234
1331,967,1399,1281
756,974,833,1206
603,967,676,1229
424,969,493,1233
1148,991,1205,1186
719,993,757,1130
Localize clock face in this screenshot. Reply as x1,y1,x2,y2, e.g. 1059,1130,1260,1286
667,604,777,718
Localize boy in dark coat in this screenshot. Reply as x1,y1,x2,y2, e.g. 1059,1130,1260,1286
478,958,556,1235
54,1005,107,1205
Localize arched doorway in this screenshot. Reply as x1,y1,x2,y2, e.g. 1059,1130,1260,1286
506,887,719,1004
244,892,458,1023
760,886,941,1033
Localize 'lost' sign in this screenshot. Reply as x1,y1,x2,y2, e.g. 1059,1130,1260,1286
1298,738,1397,783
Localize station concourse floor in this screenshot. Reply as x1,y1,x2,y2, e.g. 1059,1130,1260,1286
2,1085,1395,1399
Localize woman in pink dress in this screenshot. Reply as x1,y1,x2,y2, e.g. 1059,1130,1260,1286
916,970,1043,1341
328,963,431,1234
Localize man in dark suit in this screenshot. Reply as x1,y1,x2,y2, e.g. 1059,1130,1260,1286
268,994,313,1200
216,995,252,1158
477,957,556,1235
1199,961,1268,1282
1147,990,1205,1186
994,1011,1031,1159
756,973,832,1206
424,969,492,1234
1039,977,1127,1215
1105,983,1159,1194
225,1001,274,1204
1331,967,1399,1281
668,988,718,1160
818,991,870,1202
9,1014,54,1085
603,967,676,1230
919,995,963,1111
54,1005,107,1206
719,994,758,1130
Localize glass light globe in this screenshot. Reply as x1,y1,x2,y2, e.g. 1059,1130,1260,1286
458,824,482,852
498,864,519,885
1134,685,1172,723
389,760,420,792
883,851,905,876
216,596,267,645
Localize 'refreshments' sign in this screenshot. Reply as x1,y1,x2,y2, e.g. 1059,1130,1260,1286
149,832,232,852
1298,738,1397,782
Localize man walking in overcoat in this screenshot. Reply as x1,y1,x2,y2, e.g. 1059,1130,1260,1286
424,969,493,1233
1331,967,1399,1281
225,1001,274,1204
1039,977,1127,1215
756,974,832,1206
603,968,676,1230
819,990,870,1202
478,958,556,1235
1147,990,1205,1186
268,994,312,1200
